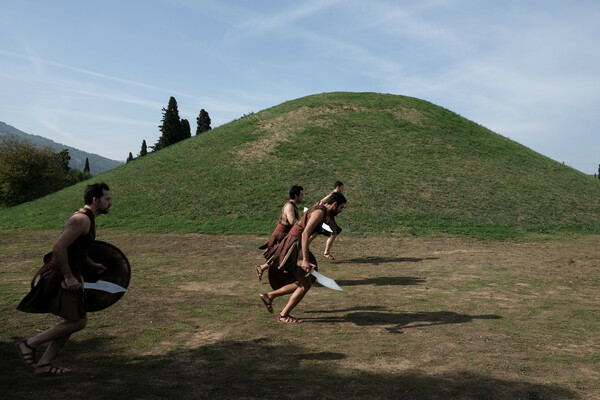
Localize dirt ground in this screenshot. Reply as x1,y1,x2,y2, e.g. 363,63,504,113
1,231,599,399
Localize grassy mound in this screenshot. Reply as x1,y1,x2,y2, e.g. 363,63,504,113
1,92,599,239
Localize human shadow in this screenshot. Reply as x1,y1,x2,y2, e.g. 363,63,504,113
304,305,388,314
343,256,439,265
1,335,578,400
303,309,502,334
334,276,426,287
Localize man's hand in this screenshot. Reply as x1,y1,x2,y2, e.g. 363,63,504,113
91,262,107,275
301,259,316,274
63,275,80,290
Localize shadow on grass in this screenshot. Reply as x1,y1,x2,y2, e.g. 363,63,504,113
2,335,578,400
334,276,426,286
343,256,439,265
303,309,502,334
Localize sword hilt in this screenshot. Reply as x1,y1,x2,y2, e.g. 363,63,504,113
60,278,84,290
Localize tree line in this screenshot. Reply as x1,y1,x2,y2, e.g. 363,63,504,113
1,96,212,208
126,96,211,163
0,137,91,208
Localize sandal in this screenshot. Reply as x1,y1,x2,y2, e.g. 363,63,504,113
34,363,71,376
277,314,301,323
260,293,273,314
15,339,37,369
255,265,263,281
323,253,335,260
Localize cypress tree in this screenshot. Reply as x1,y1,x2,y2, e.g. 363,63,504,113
196,109,212,135
126,152,134,163
155,96,183,150
139,140,148,157
181,119,191,139
83,157,91,176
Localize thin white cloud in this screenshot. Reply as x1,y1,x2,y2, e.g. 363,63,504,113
65,88,166,111
239,0,342,33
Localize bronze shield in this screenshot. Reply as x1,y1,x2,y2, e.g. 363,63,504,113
81,240,131,312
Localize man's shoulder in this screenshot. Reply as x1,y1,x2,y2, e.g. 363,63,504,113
66,210,92,230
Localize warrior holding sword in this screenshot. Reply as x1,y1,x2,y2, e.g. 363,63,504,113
260,191,346,323
16,182,112,376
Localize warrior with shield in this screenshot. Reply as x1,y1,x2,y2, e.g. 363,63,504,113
16,183,112,376
260,192,346,323
255,185,304,281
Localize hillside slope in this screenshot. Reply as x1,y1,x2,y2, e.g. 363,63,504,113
1,92,599,238
0,121,123,174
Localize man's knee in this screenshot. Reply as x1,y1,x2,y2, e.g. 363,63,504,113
71,317,87,332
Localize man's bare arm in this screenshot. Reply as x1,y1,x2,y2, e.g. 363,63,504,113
283,203,298,225
52,213,90,290
300,209,324,272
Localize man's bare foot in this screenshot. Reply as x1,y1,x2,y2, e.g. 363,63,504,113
277,314,301,323
34,364,71,376
260,293,273,313
15,339,37,369
255,265,264,281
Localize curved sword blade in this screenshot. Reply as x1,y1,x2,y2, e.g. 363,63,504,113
310,270,343,291
84,280,128,293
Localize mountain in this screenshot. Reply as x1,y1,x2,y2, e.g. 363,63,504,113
0,121,123,174
1,92,599,239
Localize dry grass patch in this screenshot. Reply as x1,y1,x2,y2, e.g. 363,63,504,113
1,230,598,399
235,104,371,164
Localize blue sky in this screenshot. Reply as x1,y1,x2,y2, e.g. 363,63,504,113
1,1,599,174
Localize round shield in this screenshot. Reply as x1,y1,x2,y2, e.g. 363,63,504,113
268,251,318,290
268,266,297,290
81,240,131,312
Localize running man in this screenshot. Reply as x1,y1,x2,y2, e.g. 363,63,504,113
15,183,111,376
259,192,346,323
255,185,304,281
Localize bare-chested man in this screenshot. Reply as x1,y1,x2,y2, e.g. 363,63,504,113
319,181,344,260
259,192,346,323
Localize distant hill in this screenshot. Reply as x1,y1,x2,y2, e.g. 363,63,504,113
0,121,123,174
1,92,600,239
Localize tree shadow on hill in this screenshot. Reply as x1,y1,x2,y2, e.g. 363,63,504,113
334,276,426,287
1,335,578,400
303,309,502,334
343,256,439,265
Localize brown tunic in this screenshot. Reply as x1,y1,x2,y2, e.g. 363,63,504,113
275,204,327,276
260,201,299,260
17,209,96,321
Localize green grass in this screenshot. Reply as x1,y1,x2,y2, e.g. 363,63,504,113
1,92,600,239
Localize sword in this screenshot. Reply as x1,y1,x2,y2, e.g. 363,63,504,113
62,280,128,293
310,270,343,291
84,280,128,293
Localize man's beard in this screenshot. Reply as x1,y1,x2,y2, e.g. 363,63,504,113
98,206,110,215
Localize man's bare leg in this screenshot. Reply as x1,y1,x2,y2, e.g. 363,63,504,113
255,263,269,281
323,234,337,259
278,275,312,321
23,317,87,375
262,282,297,303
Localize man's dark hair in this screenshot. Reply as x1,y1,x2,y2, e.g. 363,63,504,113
325,191,346,206
84,182,110,205
333,181,344,189
289,185,303,199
